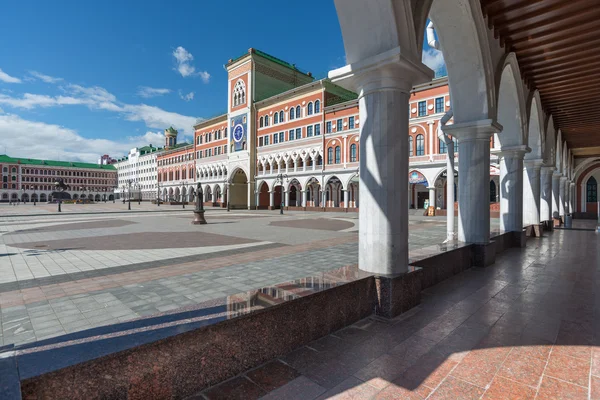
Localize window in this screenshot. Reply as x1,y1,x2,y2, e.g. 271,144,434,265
435,97,444,113
264,115,269,127
587,177,598,202
349,116,355,129
296,105,301,118
350,144,357,162
289,129,295,141
439,138,447,154
273,133,279,144
327,147,333,164
326,121,332,133
290,108,295,120
296,128,301,139
233,80,246,107
307,102,313,115
453,137,459,153
208,148,212,157
265,136,270,146
418,101,426,116
416,135,424,156
279,111,284,123
279,132,284,142
336,119,343,132
274,112,279,124
315,100,320,113
307,125,313,137
259,137,264,147
335,146,341,164
315,124,321,136
409,136,414,156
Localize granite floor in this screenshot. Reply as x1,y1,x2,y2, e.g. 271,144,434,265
196,221,600,400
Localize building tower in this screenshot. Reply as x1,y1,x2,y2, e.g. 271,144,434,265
164,127,178,150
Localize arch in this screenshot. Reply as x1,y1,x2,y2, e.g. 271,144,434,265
259,116,264,128
21,193,29,202
416,134,425,156
324,175,343,207
295,105,301,118
290,107,295,120
257,181,270,209
544,115,557,168
214,184,222,202
495,53,527,148
181,186,187,202
525,90,544,160
274,112,279,124
229,167,249,209
587,176,598,203
307,102,313,115
204,185,212,202
40,193,46,202
555,130,563,172
233,79,246,107
315,100,321,113
95,194,101,201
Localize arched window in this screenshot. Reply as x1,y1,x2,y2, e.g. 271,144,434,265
307,102,313,115
233,80,246,107
290,107,295,120
279,111,284,123
327,148,333,164
264,115,269,127
315,100,320,113
274,112,279,124
350,144,357,162
335,146,341,164
409,136,414,157
296,105,301,118
439,139,447,154
490,180,497,202
416,134,425,156
587,177,598,202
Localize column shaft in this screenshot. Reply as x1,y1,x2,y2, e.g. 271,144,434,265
540,167,553,222
427,186,436,209
269,190,274,208
559,177,566,217
499,150,526,232
523,160,542,226
552,173,561,219
344,190,349,208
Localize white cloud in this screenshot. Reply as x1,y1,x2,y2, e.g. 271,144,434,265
179,90,194,102
29,71,63,83
0,68,22,84
422,48,446,75
0,84,197,134
137,86,171,98
0,113,167,163
172,46,210,82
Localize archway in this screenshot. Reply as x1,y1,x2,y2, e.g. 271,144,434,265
229,168,249,209
258,181,269,209
168,188,174,201
181,187,187,203
205,185,212,203
409,170,429,209
21,193,29,202
288,179,301,207
586,176,598,214
73,194,79,200
214,185,222,204
174,187,181,202
325,176,342,208
108,194,114,201
32,193,38,202
305,177,321,208
95,194,101,201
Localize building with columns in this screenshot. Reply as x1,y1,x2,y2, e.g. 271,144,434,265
156,127,195,203
114,145,161,201
0,154,117,203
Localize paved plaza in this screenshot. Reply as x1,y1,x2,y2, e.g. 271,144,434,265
0,203,482,347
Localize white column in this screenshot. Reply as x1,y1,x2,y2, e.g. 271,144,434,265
343,135,348,168
559,176,567,218
329,49,432,275
302,189,307,207
445,141,455,241
570,182,575,213
540,166,553,222
495,147,527,232
427,121,435,161
343,189,349,208
269,190,274,208
443,121,501,243
427,186,436,209
523,159,543,226
285,190,290,208
552,172,561,219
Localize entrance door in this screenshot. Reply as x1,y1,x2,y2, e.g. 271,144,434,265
417,192,428,209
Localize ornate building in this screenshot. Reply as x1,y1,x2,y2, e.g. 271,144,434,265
114,145,161,201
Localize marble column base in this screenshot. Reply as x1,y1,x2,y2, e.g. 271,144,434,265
374,268,423,319
525,224,543,237
513,230,527,248
471,242,496,267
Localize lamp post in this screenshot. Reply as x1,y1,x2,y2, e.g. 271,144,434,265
54,179,68,212
181,182,185,209
276,173,288,215
157,182,160,207
21,188,24,205
33,185,37,206
128,180,131,210
137,182,140,205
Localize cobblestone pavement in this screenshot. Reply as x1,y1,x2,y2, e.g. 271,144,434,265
198,221,600,400
0,205,498,346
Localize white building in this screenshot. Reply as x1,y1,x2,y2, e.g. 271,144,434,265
114,145,161,201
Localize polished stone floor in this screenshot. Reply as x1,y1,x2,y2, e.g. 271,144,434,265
0,205,488,346
197,221,600,400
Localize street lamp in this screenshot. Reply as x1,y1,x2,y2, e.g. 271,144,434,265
276,173,289,215
21,188,24,205
181,182,185,209
33,185,37,206
127,180,131,210
54,179,68,212
157,182,160,207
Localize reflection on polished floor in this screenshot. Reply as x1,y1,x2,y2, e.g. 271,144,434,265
199,222,600,399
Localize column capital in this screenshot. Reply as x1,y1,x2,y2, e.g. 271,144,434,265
553,172,563,178
328,46,433,96
442,119,503,142
426,120,436,126
491,145,531,159
570,182,576,188
541,165,555,173
426,186,436,190
524,159,544,168
560,176,568,183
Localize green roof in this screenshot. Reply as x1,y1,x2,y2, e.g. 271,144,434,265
0,154,116,170
229,48,312,77
139,145,162,155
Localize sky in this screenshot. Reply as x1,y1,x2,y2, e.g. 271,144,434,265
0,1,446,163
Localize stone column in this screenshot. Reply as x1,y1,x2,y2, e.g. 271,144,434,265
523,159,543,226
559,176,567,218
570,182,576,214
302,190,307,207
496,147,528,233
445,140,455,241
269,190,274,208
329,49,432,275
285,190,290,209
343,189,349,208
552,172,561,220
443,120,502,244
540,166,554,223
427,186,436,209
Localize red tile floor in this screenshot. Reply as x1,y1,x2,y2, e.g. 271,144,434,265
193,222,600,399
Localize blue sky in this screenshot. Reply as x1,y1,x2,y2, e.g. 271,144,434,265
0,1,445,162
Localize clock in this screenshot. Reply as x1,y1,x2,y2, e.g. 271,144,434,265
233,124,244,143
